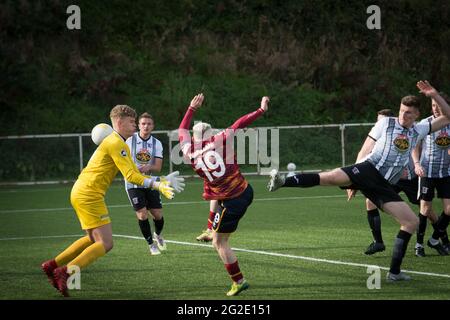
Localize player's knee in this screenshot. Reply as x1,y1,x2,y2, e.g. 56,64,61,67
404,216,419,233
136,209,148,220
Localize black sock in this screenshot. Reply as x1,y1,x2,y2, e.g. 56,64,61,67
153,216,164,235
284,173,320,188
417,213,428,245
389,230,412,274
431,212,450,240
367,209,383,243
138,219,153,244
441,231,449,245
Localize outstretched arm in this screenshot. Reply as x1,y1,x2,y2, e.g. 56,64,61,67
229,96,269,130
178,93,205,144
417,81,450,132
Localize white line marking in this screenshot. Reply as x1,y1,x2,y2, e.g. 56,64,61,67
112,234,450,279
1,233,449,279
0,195,352,214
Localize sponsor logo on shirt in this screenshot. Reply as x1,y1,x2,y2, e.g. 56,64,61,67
136,149,151,163
435,131,450,149
393,134,409,152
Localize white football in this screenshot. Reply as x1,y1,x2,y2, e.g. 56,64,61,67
287,162,296,171
91,123,113,145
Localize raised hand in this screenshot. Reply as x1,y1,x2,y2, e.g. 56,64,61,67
260,96,270,112
417,80,438,97
189,93,205,111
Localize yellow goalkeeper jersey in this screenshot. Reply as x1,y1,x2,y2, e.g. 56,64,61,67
76,131,147,196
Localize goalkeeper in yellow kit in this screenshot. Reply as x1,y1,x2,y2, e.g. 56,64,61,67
41,105,185,297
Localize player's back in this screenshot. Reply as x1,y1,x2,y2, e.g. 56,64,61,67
190,134,248,200
76,132,127,196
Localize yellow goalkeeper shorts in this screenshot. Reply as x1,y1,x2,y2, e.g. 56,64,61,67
70,181,111,230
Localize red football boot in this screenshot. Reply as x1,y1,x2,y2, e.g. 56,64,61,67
41,259,58,289
53,266,69,297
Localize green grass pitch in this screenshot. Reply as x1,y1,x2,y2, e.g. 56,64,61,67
0,177,449,300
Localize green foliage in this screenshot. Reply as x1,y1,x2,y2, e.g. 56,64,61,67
1,0,450,136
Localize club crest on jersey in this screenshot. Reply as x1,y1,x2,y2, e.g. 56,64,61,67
136,149,151,163
120,149,127,157
393,134,409,152
435,131,450,149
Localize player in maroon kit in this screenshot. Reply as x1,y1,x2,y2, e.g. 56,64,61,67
178,93,269,296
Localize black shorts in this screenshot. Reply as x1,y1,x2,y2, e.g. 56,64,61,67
126,188,162,211
341,161,403,209
419,176,450,201
213,184,254,233
393,177,420,206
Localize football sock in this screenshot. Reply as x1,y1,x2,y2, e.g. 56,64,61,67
284,173,320,188
389,230,411,274
367,209,383,243
55,235,93,266
67,242,106,270
441,231,449,245
431,212,450,241
417,213,428,245
138,219,153,244
153,216,164,235
225,260,244,283
207,211,215,230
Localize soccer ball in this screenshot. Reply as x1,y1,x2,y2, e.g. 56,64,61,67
287,163,296,171
91,123,113,145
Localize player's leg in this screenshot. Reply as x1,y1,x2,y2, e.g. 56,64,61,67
128,188,160,255
52,223,112,297
41,233,93,289
382,201,418,281
364,198,385,255
150,208,166,251
212,232,249,296
430,197,450,254
422,178,449,255
212,185,253,296
136,208,160,255
148,189,166,251
416,199,434,256
196,200,218,242
268,167,351,191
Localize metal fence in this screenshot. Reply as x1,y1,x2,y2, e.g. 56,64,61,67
0,123,374,185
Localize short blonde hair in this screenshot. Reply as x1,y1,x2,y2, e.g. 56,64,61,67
193,122,212,141
110,105,137,120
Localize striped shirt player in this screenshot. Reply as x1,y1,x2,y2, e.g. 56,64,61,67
364,117,430,186
178,93,269,296
125,115,168,255
267,83,450,280
416,115,450,254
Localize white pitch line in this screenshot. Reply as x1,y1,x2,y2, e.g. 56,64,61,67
1,233,449,279
0,195,351,214
113,234,450,279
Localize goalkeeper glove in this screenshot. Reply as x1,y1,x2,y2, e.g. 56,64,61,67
162,171,185,193
152,180,175,199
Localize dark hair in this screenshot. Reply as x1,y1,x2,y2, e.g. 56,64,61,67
138,112,153,122
400,95,421,109
377,109,395,117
